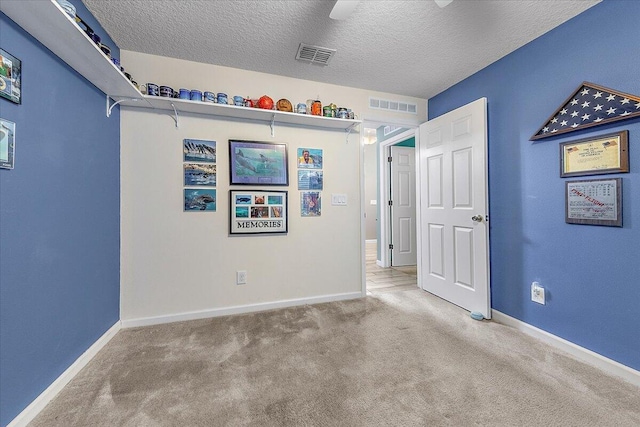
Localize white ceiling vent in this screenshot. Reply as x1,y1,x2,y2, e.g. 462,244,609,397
369,97,417,115
296,43,336,65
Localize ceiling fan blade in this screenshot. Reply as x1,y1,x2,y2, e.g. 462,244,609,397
434,0,453,8
330,0,360,20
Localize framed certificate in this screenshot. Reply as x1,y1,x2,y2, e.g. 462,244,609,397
565,178,622,227
560,131,629,177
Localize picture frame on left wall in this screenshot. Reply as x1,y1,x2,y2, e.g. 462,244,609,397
0,118,16,169
0,48,22,104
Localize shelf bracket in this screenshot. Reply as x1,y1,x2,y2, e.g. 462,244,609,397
270,114,276,138
345,122,359,143
169,102,179,128
106,96,141,117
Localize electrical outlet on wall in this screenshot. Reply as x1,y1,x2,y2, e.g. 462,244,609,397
531,281,545,305
236,270,247,285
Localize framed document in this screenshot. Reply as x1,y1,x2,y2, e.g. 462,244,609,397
229,190,288,235
565,178,621,227
560,131,629,177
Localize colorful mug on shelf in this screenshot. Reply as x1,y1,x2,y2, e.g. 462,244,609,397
217,93,228,105
159,86,174,97
204,91,216,102
146,83,160,96
178,88,190,100
233,96,244,106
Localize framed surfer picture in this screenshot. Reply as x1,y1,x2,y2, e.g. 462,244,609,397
229,139,288,185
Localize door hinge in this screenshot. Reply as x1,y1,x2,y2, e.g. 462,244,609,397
389,244,394,250
388,200,393,206
388,156,392,162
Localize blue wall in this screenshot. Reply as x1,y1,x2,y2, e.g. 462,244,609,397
0,4,120,425
429,0,639,371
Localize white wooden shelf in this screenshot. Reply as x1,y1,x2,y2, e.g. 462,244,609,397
1,0,361,133
0,0,145,101
116,96,362,131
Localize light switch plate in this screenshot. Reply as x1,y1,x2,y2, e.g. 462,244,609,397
331,194,347,206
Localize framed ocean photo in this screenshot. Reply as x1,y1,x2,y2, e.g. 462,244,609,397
184,188,216,212
184,139,216,163
184,163,216,186
229,139,288,185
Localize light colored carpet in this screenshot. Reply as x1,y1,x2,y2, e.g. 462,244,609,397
30,289,640,426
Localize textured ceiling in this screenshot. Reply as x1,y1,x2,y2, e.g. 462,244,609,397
82,0,601,99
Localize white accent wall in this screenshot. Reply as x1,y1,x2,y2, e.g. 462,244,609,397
120,51,426,324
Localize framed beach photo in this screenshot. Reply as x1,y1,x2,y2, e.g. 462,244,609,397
229,190,288,234
297,148,322,169
0,48,21,104
184,139,216,163
229,139,288,185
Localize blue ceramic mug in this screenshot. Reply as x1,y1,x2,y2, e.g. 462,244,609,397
190,90,202,101
179,89,190,100
233,96,244,106
217,93,228,105
296,103,307,114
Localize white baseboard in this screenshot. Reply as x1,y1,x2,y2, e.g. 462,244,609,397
8,321,121,427
122,292,363,328
492,310,640,388
376,260,385,267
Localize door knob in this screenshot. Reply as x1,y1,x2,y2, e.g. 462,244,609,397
471,215,483,222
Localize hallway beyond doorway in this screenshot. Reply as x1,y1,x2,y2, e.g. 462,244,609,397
365,241,417,294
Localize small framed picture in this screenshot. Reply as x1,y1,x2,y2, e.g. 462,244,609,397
184,139,216,163
301,191,321,217
298,170,323,190
0,118,15,169
229,139,288,185
0,48,22,104
184,188,216,212
229,190,288,234
297,148,323,169
184,163,216,186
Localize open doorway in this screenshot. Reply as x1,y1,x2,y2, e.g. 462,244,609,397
362,122,418,293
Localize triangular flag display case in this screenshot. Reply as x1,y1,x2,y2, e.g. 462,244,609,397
530,82,640,141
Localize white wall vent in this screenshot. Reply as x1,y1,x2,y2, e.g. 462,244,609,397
296,43,336,65
369,97,417,115
383,125,402,136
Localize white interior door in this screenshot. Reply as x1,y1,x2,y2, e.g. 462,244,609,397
418,98,490,318
390,146,417,266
